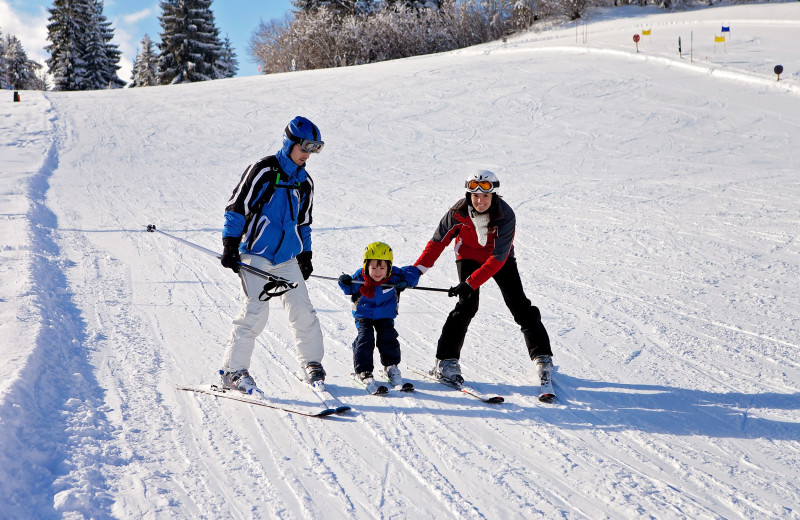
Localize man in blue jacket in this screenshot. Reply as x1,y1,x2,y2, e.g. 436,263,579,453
219,116,326,393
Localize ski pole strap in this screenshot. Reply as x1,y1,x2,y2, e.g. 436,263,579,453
258,278,294,301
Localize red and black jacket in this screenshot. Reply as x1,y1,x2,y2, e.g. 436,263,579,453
414,197,516,290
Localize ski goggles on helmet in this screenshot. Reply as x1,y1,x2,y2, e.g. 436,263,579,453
299,138,324,153
466,179,499,193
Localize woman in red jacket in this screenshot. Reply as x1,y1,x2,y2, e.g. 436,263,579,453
414,170,553,386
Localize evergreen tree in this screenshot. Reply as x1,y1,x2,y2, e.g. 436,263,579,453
1,34,44,90
130,34,159,87
217,35,239,78
0,29,6,89
46,0,91,90
45,0,122,90
91,0,125,88
158,0,224,84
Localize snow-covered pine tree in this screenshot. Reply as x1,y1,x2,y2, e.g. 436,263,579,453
217,35,238,79
46,0,92,90
130,34,159,87
1,34,44,90
0,28,6,89
91,0,125,88
157,0,224,84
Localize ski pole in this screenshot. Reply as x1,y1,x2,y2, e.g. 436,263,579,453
310,273,450,293
145,224,298,296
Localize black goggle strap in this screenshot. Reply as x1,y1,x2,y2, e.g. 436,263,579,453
285,126,324,152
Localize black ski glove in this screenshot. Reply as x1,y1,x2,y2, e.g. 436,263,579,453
338,274,353,286
297,251,313,280
448,281,474,298
220,237,241,273
394,281,408,293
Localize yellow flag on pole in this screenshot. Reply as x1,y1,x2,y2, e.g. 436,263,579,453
642,29,651,36
714,35,725,43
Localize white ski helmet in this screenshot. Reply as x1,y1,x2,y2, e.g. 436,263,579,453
465,170,500,194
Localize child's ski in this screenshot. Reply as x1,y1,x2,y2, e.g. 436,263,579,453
350,373,390,395
409,368,504,404
379,367,414,392
178,385,337,417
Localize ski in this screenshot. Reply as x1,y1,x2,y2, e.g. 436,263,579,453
178,385,337,417
538,374,557,403
350,373,389,395
378,368,414,392
409,368,504,404
292,372,352,414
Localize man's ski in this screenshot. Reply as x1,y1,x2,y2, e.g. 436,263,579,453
291,372,352,414
350,373,389,395
178,385,337,417
538,374,556,403
409,368,504,404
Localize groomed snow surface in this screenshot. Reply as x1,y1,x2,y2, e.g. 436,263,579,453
1,3,799,519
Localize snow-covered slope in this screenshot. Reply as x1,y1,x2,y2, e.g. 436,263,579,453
1,4,799,518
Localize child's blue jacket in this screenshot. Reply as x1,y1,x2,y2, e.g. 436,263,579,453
338,266,420,320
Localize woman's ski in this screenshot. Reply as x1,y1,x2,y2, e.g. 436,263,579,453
409,368,504,404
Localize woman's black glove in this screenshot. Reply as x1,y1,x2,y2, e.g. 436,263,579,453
448,281,474,298
220,237,242,273
296,251,313,280
338,274,353,286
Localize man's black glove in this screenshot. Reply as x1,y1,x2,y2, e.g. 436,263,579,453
297,251,313,280
338,274,353,286
220,237,242,273
448,281,474,298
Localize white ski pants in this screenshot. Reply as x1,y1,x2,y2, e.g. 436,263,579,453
221,254,324,373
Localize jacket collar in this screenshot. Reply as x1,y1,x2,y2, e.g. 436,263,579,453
276,150,307,183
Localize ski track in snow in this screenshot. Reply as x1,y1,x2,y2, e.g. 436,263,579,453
2,4,800,519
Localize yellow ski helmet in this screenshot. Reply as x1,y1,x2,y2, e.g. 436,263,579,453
363,242,393,277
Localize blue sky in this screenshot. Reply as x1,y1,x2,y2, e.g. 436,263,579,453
0,0,295,80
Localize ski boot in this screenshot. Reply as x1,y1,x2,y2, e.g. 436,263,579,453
432,358,464,386
220,369,258,395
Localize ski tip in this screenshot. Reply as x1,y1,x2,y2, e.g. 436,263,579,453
486,396,505,404
538,393,556,403
335,406,352,414
317,408,338,416
400,383,415,392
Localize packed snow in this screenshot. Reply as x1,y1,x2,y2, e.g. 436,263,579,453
1,3,799,519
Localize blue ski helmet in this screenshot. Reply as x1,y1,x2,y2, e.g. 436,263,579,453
281,116,324,155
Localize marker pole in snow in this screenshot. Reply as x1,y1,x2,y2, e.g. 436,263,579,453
145,224,297,299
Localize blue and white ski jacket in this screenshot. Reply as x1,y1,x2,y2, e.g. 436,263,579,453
338,266,421,321
223,150,313,265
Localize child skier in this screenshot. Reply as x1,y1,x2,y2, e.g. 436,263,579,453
338,242,421,394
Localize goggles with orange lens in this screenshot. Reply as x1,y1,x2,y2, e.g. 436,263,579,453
466,179,499,193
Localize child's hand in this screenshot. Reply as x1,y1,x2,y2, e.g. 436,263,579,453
338,274,353,286
394,281,408,293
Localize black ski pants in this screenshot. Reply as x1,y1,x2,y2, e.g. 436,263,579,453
352,318,401,375
436,257,552,361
